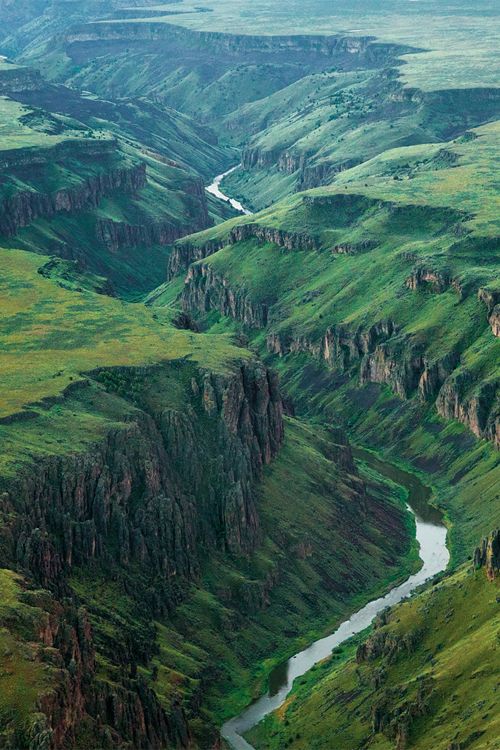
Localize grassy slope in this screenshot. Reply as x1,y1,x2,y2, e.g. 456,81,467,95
0,63,238,296
0,569,58,747
0,246,242,463
0,248,417,744
178,123,499,398
221,70,499,211
247,564,500,750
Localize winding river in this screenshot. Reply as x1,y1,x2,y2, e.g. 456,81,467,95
206,166,253,215
221,447,449,750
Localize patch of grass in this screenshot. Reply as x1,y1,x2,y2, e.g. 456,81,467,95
0,570,54,747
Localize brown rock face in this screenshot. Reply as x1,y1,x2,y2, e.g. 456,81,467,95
436,374,499,446
474,529,500,580
167,222,323,281
489,305,500,337
182,262,270,328
405,267,452,293
478,288,500,337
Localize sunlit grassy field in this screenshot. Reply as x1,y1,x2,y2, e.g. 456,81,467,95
0,247,244,420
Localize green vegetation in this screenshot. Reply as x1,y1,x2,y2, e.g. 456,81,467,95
0,3,497,748
0,246,243,448
0,245,418,746
67,417,417,741
0,62,238,296
169,120,499,560
0,570,55,748
247,565,500,750
128,0,499,90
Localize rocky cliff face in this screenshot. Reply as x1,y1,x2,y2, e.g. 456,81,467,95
0,158,146,236
182,262,270,328
490,306,500,337
0,359,283,749
474,529,500,580
65,21,409,66
435,373,499,446
242,146,359,191
478,287,500,337
0,64,44,94
0,137,115,170
96,178,210,250
180,254,499,446
8,362,283,591
167,222,321,281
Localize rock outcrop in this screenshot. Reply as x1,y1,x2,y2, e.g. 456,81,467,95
95,176,209,250
371,677,434,750
405,267,452,293
167,237,227,280
182,262,270,328
474,529,500,579
489,306,500,337
167,223,321,281
478,287,500,337
267,320,399,373
435,373,499,446
242,146,358,191
65,22,410,69
356,629,423,665
0,63,44,94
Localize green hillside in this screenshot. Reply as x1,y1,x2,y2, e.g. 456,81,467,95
0,60,238,296
247,547,500,750
164,120,499,558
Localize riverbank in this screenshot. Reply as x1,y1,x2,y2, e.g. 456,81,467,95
206,165,253,215
222,447,449,749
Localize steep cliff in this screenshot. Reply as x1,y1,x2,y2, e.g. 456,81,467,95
182,262,270,328
0,155,145,236
171,125,499,449
0,358,284,749
474,529,500,580
180,257,498,446
167,222,322,281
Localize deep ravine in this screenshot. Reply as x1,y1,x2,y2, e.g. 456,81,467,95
221,448,450,750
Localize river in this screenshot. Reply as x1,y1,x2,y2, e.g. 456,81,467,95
206,166,253,215
221,447,449,750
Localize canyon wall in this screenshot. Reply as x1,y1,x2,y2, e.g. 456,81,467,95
0,360,283,749
0,156,146,236
180,254,498,446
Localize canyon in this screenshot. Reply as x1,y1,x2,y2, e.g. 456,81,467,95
0,2,498,750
